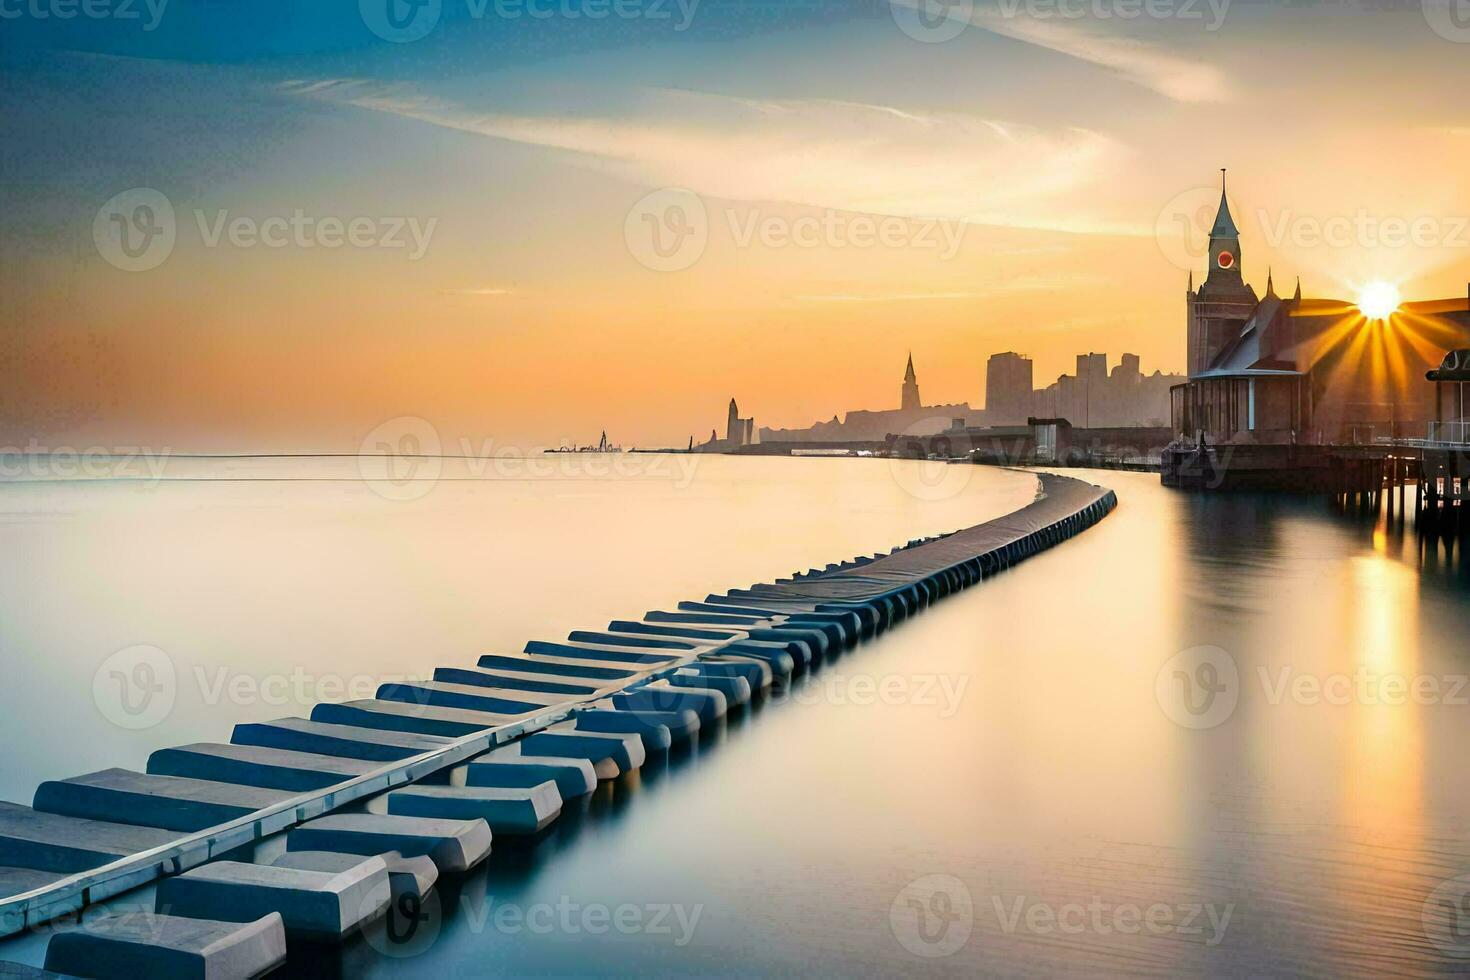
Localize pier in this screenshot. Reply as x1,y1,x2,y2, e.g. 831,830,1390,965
0,474,1115,977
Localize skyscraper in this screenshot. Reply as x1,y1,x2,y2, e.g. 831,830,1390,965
985,352,1033,426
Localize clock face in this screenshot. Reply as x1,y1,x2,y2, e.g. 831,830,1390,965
1217,250,1235,270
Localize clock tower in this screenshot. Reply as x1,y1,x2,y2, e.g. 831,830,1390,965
1186,170,1258,376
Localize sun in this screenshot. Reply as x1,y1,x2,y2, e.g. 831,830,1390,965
1357,281,1401,320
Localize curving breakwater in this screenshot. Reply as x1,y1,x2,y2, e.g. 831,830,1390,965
0,473,1115,976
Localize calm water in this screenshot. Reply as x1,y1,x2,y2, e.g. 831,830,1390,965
3,459,1470,977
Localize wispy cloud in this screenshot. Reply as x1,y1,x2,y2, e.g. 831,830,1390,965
889,0,1231,104
281,81,1143,235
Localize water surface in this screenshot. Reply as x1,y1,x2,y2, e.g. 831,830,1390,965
3,461,1469,977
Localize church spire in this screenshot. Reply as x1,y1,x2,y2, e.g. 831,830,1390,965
1266,267,1275,297
1211,168,1240,239
1293,276,1302,303
901,353,921,411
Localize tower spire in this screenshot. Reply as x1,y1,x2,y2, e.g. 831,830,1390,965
1211,168,1240,239
1293,276,1302,303
1266,267,1275,297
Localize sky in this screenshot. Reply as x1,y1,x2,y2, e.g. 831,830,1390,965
4,0,1470,451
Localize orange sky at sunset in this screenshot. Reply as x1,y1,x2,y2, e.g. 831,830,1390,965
5,3,1470,451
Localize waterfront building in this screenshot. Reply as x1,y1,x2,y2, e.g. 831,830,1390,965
1170,173,1470,446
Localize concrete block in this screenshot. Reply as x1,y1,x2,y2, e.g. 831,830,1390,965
388,783,561,835
33,770,291,833
522,641,677,667
272,850,437,905
311,699,509,738
287,813,491,874
431,667,606,697
612,685,727,723
476,654,635,681
230,718,449,763
0,801,181,874
465,750,597,800
43,911,287,979
668,669,751,706
517,728,645,779
156,861,389,944
147,744,375,793
568,710,672,751
374,682,551,717
0,867,67,900
578,706,699,743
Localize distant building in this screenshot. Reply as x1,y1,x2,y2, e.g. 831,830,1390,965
697,398,756,451
760,355,980,444
901,354,922,411
985,352,1033,426
1031,353,1179,428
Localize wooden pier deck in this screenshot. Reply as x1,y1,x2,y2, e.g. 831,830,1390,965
0,473,1116,976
